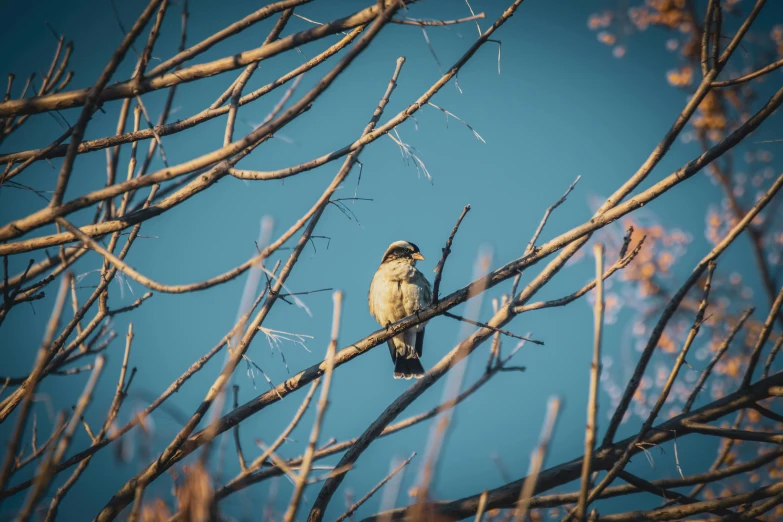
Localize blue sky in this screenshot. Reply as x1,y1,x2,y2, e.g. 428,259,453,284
1,0,783,520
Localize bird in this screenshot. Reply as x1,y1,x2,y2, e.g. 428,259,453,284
368,240,433,379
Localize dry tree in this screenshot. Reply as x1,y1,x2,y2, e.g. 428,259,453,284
0,0,781,521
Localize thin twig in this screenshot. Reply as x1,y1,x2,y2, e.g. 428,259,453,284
283,291,342,522
432,205,471,303
514,234,645,313
443,312,543,344
49,0,165,207
332,452,415,522
526,175,581,255
232,385,247,472
742,285,783,388
19,356,105,521
391,13,485,26
713,58,783,87
683,307,754,412
511,396,562,522
577,244,604,521
762,335,783,380
0,274,70,495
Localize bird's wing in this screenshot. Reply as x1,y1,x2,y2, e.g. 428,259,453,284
402,269,432,316
369,267,404,327
403,269,431,359
414,328,425,358
420,271,432,305
387,339,398,363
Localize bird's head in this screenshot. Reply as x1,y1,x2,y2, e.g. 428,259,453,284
381,240,425,265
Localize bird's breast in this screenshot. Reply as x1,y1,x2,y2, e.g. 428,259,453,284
369,261,431,327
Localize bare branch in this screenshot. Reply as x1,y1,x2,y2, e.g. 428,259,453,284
683,307,754,413
511,397,561,522
763,335,783,380
365,372,783,521
742,285,783,388
283,291,342,522
432,204,471,303
49,0,165,207
526,175,581,254
391,14,485,26
333,453,415,522
576,244,604,521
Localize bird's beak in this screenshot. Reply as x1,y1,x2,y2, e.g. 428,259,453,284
411,252,425,261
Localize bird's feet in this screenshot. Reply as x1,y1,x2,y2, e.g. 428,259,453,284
385,321,393,332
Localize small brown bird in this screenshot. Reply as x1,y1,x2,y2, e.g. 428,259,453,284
368,241,432,379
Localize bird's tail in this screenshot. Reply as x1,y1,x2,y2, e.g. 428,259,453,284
393,357,425,380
